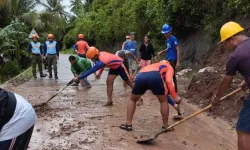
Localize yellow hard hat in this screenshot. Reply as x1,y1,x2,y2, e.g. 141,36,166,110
219,21,244,43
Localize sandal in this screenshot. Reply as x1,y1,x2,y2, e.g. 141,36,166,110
162,125,174,132
120,123,132,131
104,101,113,106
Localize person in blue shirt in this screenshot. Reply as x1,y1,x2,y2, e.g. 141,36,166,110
28,34,46,78
157,24,182,119
123,33,138,79
157,24,181,92
44,34,60,79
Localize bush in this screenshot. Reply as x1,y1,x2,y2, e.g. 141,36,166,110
3,61,21,78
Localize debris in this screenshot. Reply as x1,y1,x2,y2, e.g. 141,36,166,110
177,69,192,76
198,67,216,73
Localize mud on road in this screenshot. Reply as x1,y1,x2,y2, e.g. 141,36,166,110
6,55,237,150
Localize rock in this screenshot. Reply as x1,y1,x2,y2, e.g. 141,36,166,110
37,129,41,132
177,69,192,76
182,141,187,145
59,123,63,126
198,67,217,73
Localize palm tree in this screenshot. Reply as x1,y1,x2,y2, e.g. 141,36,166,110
0,0,36,21
70,0,84,14
36,0,70,18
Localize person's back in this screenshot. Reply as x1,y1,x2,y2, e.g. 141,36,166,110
76,40,89,55
226,38,250,89
166,35,178,61
0,89,36,149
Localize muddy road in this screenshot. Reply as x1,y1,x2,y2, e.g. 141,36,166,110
6,55,237,150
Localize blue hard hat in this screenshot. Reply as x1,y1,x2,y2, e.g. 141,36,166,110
162,24,172,34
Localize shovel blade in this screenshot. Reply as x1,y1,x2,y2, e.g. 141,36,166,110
136,138,155,144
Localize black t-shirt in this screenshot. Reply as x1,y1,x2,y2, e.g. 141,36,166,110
225,38,250,89
139,43,155,60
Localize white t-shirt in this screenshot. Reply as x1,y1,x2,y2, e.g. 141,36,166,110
0,93,36,141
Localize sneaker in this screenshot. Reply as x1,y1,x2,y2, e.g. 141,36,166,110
55,75,58,79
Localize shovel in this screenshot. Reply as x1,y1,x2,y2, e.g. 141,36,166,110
136,88,242,144
33,79,74,108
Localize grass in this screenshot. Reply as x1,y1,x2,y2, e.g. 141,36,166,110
0,66,33,85
61,48,75,54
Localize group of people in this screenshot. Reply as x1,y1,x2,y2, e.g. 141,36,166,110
28,34,59,79
0,21,250,150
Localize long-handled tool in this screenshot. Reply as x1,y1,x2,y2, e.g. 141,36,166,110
136,88,242,144
33,79,74,108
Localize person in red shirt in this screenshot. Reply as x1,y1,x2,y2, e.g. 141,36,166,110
73,47,142,106
120,60,180,131
73,34,89,58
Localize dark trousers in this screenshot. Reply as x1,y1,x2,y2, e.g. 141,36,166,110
0,125,34,150
31,54,43,76
169,60,178,92
47,54,57,75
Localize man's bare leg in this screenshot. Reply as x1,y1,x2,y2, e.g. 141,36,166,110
237,130,250,150
105,75,117,106
156,95,169,127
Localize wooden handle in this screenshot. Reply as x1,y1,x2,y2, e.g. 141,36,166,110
159,88,242,135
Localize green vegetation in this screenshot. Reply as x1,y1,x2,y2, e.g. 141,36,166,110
65,0,250,50
1,0,250,83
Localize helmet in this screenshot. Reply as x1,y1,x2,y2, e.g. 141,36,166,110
48,34,54,39
162,24,172,34
219,21,244,43
32,34,38,39
160,60,170,64
86,47,99,59
126,36,130,39
78,34,84,39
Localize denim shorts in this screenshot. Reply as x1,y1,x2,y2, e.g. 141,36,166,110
236,94,250,133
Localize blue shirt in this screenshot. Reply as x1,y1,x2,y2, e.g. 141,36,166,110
166,35,178,60
124,40,137,58
28,42,42,54
44,41,60,56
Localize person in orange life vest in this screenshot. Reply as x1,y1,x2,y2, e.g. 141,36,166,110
122,36,130,50
73,34,90,58
120,60,180,131
73,47,140,106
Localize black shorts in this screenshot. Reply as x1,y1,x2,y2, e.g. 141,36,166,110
108,64,130,81
132,71,166,95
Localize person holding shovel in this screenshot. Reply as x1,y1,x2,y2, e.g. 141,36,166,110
120,60,180,131
28,34,46,78
0,88,36,149
73,47,142,106
69,55,92,88
211,21,250,150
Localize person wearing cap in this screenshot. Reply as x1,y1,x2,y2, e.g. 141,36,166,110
115,49,140,94
123,33,138,79
211,21,250,150
0,88,36,149
69,55,92,88
122,36,130,50
44,34,60,79
120,60,180,131
157,24,180,93
28,34,46,78
73,34,89,58
73,47,142,106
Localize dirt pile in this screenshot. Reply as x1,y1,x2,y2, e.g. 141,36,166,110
184,69,245,126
